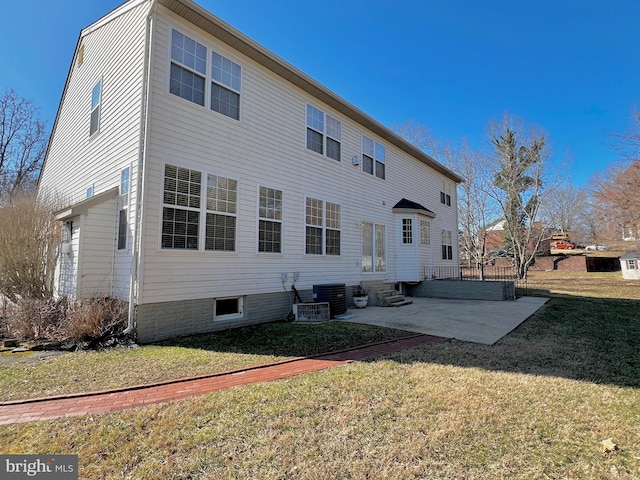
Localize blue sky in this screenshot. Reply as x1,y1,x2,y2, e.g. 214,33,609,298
1,0,638,186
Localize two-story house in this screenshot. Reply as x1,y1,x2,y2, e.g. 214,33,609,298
38,0,462,342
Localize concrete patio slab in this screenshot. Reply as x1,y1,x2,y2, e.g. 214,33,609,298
339,296,549,345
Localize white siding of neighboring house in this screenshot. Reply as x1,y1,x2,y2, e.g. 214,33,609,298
132,7,459,306
39,1,150,300
621,256,640,280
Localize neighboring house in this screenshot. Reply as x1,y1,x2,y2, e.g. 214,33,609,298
620,252,640,280
38,0,462,342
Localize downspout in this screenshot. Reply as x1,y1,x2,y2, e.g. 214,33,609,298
126,3,155,335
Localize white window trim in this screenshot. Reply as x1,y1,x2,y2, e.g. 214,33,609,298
440,180,452,207
362,221,387,273
168,27,243,121
158,162,239,254
361,134,386,179
213,296,244,321
420,219,431,246
89,78,102,137
257,185,284,255
305,104,342,161
117,166,131,252
304,196,342,256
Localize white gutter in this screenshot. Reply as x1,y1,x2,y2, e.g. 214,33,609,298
126,2,155,335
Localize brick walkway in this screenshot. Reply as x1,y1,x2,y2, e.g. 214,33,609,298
0,334,445,425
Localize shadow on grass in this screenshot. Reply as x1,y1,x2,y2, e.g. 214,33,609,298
156,292,640,389
154,321,414,358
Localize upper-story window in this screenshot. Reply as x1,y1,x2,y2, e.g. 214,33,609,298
440,180,452,206
169,29,242,121
211,52,241,120
362,135,385,179
306,105,341,161
170,30,206,106
441,229,453,260
90,79,102,136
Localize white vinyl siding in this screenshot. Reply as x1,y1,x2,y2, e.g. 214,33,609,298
135,8,459,305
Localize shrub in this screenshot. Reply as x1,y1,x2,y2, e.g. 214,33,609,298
0,190,63,302
1,296,128,344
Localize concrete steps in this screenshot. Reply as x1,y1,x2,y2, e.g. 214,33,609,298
364,282,413,307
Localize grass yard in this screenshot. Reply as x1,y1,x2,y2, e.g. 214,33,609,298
1,270,639,479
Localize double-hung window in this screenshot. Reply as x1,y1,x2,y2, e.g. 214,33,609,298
420,219,431,246
170,29,243,120
211,52,241,120
440,180,452,206
306,105,341,161
362,135,385,179
205,175,237,251
162,165,201,249
170,30,207,106
90,79,101,136
441,230,453,260
628,260,637,270
258,187,282,253
362,222,386,272
118,167,130,250
305,198,341,255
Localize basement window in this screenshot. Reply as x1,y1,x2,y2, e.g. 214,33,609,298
214,297,243,320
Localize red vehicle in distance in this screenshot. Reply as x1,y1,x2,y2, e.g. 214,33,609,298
551,240,576,249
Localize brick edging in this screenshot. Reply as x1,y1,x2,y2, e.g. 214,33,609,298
1,334,442,407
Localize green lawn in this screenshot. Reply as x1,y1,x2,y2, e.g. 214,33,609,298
1,271,639,479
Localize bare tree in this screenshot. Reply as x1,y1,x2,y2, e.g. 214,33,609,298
451,141,498,275
0,191,62,302
611,107,640,161
487,115,558,279
0,89,48,199
577,191,609,247
590,160,640,250
538,184,587,237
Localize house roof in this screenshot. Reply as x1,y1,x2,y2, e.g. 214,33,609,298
620,251,640,261
156,0,463,184
53,187,119,221
391,198,436,218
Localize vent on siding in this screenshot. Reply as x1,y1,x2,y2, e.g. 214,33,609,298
77,44,85,67
312,283,347,318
